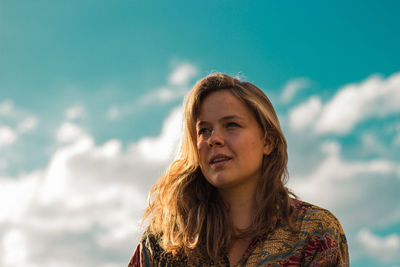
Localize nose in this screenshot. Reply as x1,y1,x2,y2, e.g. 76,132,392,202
208,128,224,147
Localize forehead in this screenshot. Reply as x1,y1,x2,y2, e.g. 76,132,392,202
196,90,253,121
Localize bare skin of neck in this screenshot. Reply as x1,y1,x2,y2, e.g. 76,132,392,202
219,182,257,266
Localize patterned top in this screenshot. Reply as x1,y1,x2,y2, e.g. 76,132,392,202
128,199,349,266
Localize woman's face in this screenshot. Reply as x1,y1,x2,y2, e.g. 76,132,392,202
196,90,272,191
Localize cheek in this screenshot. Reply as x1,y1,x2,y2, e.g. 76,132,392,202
197,144,210,173
197,142,208,161
241,137,265,157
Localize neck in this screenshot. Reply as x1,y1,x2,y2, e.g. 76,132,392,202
219,184,257,231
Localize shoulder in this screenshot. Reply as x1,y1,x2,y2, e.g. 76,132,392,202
234,200,349,266
133,230,189,267
139,230,167,265
291,199,349,266
292,199,345,233
133,230,220,267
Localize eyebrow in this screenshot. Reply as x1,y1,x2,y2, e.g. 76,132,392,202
196,115,245,127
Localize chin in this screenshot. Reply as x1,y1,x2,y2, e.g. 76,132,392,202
208,176,237,189
205,175,229,188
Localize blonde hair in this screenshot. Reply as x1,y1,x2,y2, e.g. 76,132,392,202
144,73,295,260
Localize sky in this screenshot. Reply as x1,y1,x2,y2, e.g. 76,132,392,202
0,1,400,266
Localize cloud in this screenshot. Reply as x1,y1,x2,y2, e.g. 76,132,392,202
1,229,28,267
0,126,17,148
361,132,387,154
357,228,400,262
17,116,38,134
136,86,186,106
288,141,400,229
65,105,85,120
285,72,400,265
105,63,197,120
394,133,400,146
0,100,39,151
168,63,198,86
56,122,88,143
1,69,397,266
137,63,198,107
106,106,121,120
281,78,310,104
0,159,7,170
316,73,400,134
0,107,183,267
288,72,400,135
0,100,14,116
288,96,322,131
134,106,183,162
0,171,42,223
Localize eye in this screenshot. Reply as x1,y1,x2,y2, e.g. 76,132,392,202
198,128,211,136
226,122,240,128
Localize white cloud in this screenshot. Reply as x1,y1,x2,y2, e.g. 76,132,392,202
104,63,197,120
288,72,400,135
281,78,310,104
106,106,121,120
17,116,38,134
285,71,400,261
0,100,39,151
288,96,322,131
65,105,85,120
56,122,88,143
0,159,7,170
40,134,94,205
393,132,400,147
137,86,186,106
156,87,174,101
3,68,396,266
134,106,183,162
0,126,17,148
361,132,387,154
0,106,183,266
1,229,28,266
0,100,14,116
357,228,400,262
315,73,400,134
0,171,41,223
138,63,199,106
288,141,400,229
168,63,198,86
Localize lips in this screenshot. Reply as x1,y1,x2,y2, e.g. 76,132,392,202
209,154,232,165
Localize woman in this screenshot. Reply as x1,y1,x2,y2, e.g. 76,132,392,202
128,73,349,266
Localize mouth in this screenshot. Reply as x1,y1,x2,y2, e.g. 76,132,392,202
209,154,233,167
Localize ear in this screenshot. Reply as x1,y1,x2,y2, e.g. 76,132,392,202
263,137,274,155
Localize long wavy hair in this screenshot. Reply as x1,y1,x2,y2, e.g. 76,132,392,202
143,73,295,261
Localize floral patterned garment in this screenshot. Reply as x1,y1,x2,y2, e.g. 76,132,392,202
128,199,349,267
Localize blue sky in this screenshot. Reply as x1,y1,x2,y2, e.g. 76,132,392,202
1,1,399,266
